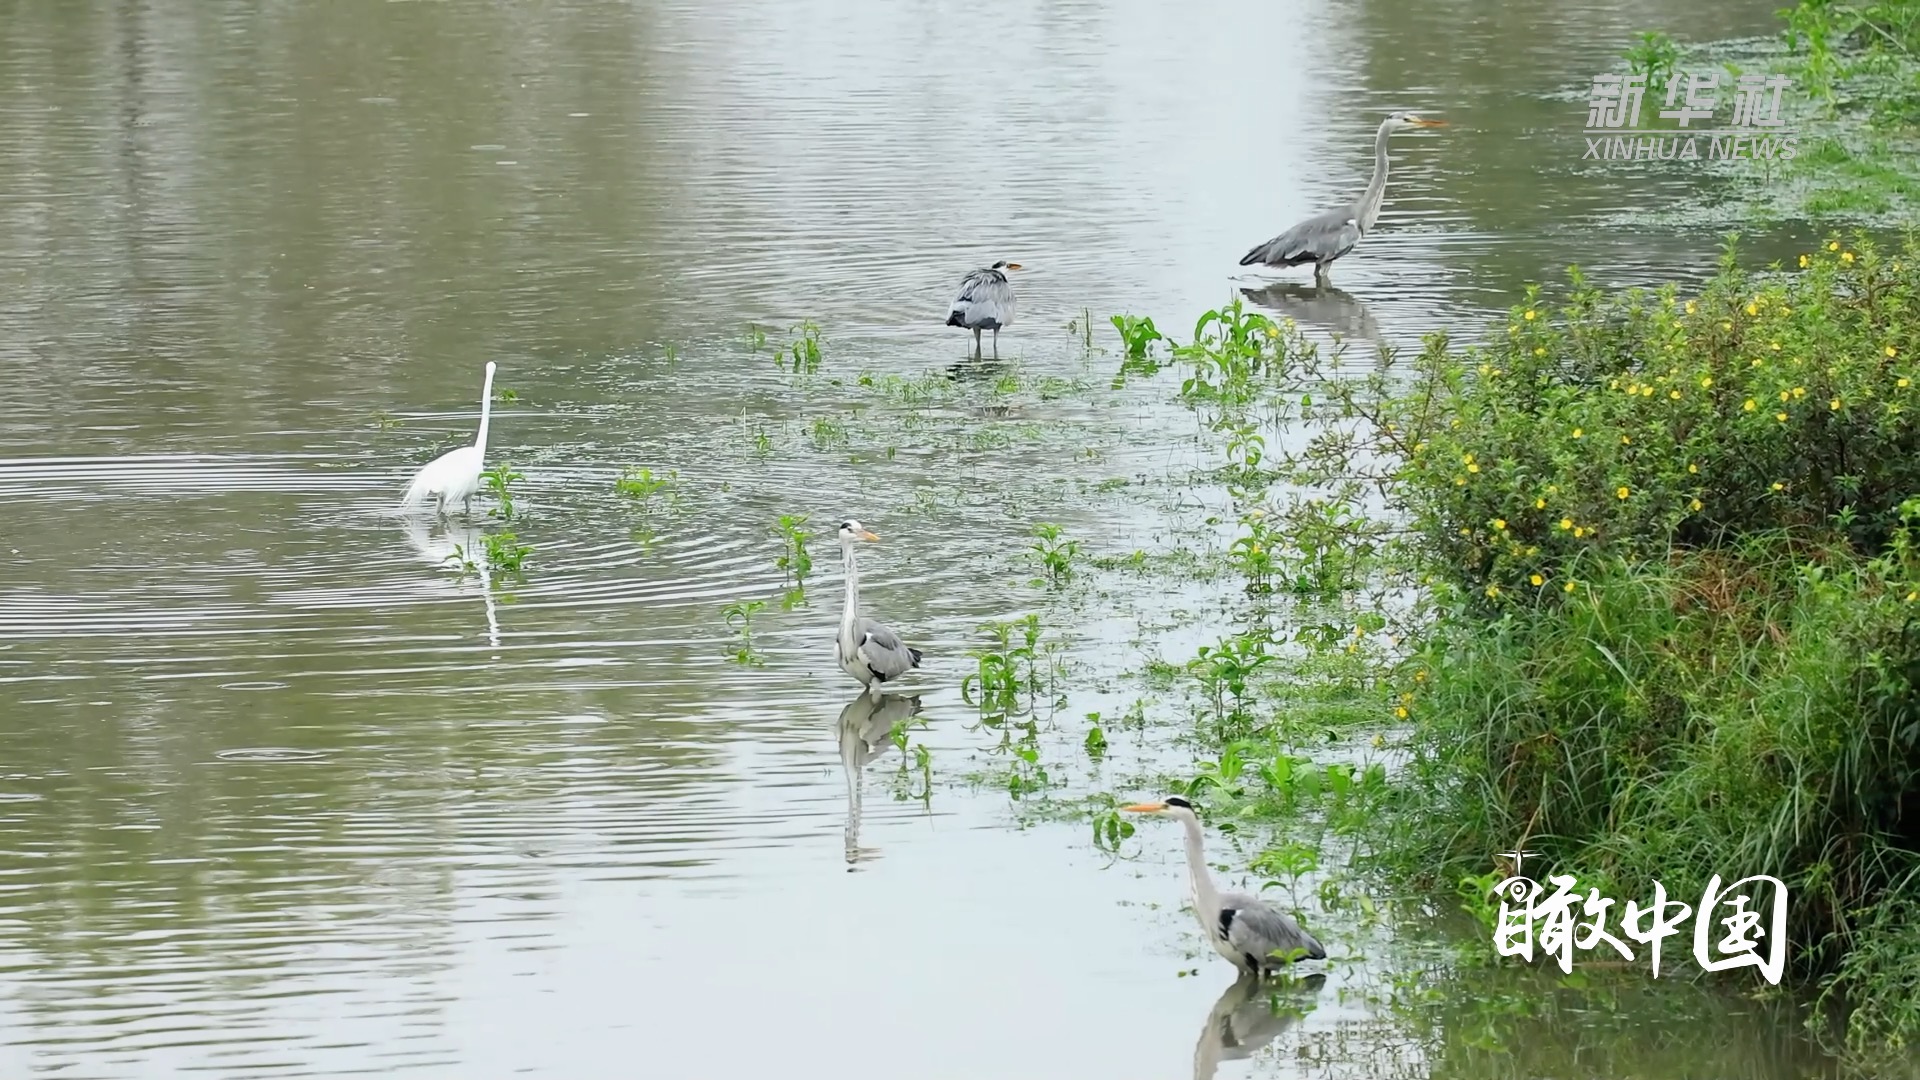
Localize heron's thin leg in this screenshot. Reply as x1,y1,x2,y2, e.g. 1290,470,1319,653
972,327,982,356
992,328,999,357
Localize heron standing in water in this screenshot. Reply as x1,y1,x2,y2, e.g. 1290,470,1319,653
1239,112,1445,287
946,260,1022,356
1123,796,1326,975
835,520,923,699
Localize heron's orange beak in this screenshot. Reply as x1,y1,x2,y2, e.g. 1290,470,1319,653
858,529,880,541
1005,263,1024,271
1121,802,1167,813
1411,118,1447,127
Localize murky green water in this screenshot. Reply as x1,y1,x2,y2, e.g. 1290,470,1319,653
0,1,1847,1077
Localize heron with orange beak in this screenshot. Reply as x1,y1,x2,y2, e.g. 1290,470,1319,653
1239,111,1446,287
835,519,923,700
1123,796,1326,976
945,260,1022,357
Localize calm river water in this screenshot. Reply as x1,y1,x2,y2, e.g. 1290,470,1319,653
0,1,1839,1077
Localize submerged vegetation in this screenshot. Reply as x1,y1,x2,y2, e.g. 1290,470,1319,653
1112,232,1920,1060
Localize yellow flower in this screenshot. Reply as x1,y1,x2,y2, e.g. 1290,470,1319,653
1455,476,1467,486
1572,427,1584,439
1700,376,1713,388
1831,398,1842,410
1900,378,1911,389
1559,518,1573,530
1793,386,1806,398
1459,527,1470,535
1524,309,1537,321
1745,303,1758,317
1686,300,1698,315
1770,342,1781,352
1493,519,1508,530
1669,390,1681,400
1534,497,1546,509
1642,386,1655,397
1843,251,1855,263
1621,435,1632,445
1485,584,1501,597
1468,463,1480,473
1564,580,1577,593
1617,486,1630,499
1776,411,1789,422
1829,240,1841,251
1415,669,1428,682
1529,573,1544,587
1688,463,1698,473
1394,706,1408,719
1780,390,1791,401
1264,326,1278,339
1888,346,1900,358
1908,591,1918,603
1690,498,1703,511
1744,399,1757,411
1547,485,1559,494
1534,347,1546,356
1573,526,1586,538
1478,363,1491,376
1772,482,1785,491
1799,254,1810,268
1463,453,1475,464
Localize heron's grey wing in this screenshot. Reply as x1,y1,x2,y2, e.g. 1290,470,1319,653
853,617,922,681
1218,893,1326,965
1239,206,1363,268
947,270,1015,328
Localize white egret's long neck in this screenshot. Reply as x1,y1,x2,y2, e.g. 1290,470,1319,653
474,367,496,450
839,542,861,639
1180,812,1222,923
1358,121,1393,233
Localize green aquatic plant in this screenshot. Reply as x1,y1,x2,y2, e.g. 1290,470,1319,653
809,416,847,450
773,513,814,584
616,466,675,511
1623,29,1680,92
721,600,766,665
960,614,1061,715
1029,522,1079,586
782,319,823,374
482,530,530,575
482,464,522,521
745,322,768,353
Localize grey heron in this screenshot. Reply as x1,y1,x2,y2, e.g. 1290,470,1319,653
1123,796,1327,975
835,520,924,699
401,361,497,517
836,692,922,866
1239,112,1445,287
1193,970,1326,1080
946,260,1022,357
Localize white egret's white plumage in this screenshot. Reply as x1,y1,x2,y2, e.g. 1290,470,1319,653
401,362,497,516
1239,112,1445,286
1124,796,1327,975
834,519,923,700
946,260,1021,356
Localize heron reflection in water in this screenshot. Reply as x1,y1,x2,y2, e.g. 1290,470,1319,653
400,515,501,652
1193,971,1326,1080
1238,280,1386,353
835,692,922,867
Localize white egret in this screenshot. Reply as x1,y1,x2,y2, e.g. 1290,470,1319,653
401,361,497,517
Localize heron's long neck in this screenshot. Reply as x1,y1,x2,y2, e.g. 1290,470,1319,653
840,544,861,637
1181,813,1222,922
474,368,495,450
1358,122,1392,233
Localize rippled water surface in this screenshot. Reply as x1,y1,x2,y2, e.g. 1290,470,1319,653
0,1,1837,1077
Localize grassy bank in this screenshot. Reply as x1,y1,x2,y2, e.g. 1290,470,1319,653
1115,233,1920,1060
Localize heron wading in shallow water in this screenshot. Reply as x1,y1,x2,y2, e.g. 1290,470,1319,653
1124,796,1326,976
400,361,497,518
946,260,1022,356
835,520,924,700
1239,112,1445,287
